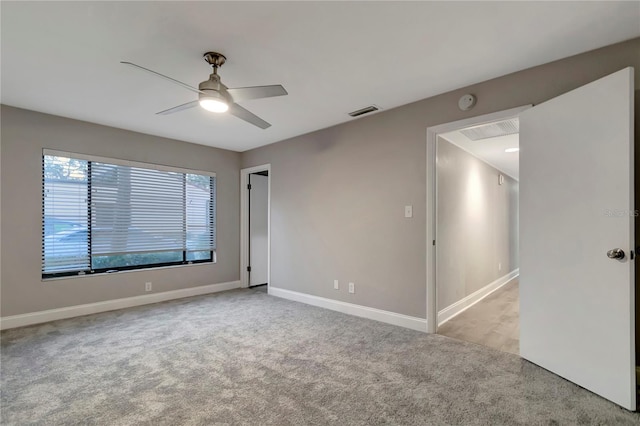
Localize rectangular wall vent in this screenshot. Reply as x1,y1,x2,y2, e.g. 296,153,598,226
460,118,519,141
348,105,380,117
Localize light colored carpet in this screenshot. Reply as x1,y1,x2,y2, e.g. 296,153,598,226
2,287,638,425
438,279,520,355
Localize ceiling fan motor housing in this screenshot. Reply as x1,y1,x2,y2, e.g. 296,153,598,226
198,74,232,103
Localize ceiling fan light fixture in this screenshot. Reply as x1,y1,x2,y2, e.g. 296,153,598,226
198,89,229,113
200,98,228,113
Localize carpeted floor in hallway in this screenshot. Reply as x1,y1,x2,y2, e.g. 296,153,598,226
1,287,638,425
438,278,520,355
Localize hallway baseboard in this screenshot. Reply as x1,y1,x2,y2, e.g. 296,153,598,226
438,269,519,326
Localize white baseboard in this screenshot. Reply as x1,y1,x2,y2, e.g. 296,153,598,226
0,280,241,330
438,269,519,326
268,287,428,332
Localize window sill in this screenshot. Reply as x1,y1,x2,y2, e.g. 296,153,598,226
41,261,216,282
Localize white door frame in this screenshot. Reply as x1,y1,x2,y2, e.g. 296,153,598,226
425,105,531,333
240,164,271,288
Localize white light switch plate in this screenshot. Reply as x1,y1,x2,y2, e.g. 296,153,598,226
334,279,339,290
404,205,413,218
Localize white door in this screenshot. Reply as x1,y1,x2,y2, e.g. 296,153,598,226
249,173,269,286
519,67,635,410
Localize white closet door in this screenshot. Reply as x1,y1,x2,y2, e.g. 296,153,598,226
249,173,269,286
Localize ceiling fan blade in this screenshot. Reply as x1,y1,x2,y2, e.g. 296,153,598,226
228,103,271,129
226,85,288,102
121,61,204,95
156,100,199,115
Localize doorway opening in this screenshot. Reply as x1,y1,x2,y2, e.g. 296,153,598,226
240,164,271,290
435,119,520,355
425,106,530,346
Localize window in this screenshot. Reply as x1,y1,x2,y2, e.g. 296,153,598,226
42,150,216,278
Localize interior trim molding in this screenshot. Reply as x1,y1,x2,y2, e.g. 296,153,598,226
437,269,519,326
268,287,428,332
0,280,241,330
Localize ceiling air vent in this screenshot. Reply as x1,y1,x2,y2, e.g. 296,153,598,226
348,105,380,117
460,118,519,141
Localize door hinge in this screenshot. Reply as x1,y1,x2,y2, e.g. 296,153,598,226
247,184,252,190
247,266,251,272
433,240,436,246
631,250,635,260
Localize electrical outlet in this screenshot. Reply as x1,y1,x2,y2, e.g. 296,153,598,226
498,263,502,271
348,282,355,294
145,282,152,292
334,279,339,290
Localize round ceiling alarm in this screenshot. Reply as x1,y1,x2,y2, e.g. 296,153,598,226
458,94,477,111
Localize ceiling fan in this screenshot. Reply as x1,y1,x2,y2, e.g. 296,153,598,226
121,52,287,129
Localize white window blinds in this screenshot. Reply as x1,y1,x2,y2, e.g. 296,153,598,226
42,151,216,277
42,155,90,273
90,163,186,256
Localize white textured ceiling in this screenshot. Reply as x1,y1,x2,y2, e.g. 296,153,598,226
440,130,520,180
1,2,639,152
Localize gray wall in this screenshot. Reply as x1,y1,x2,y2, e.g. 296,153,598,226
242,38,640,319
436,138,518,311
0,106,241,317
